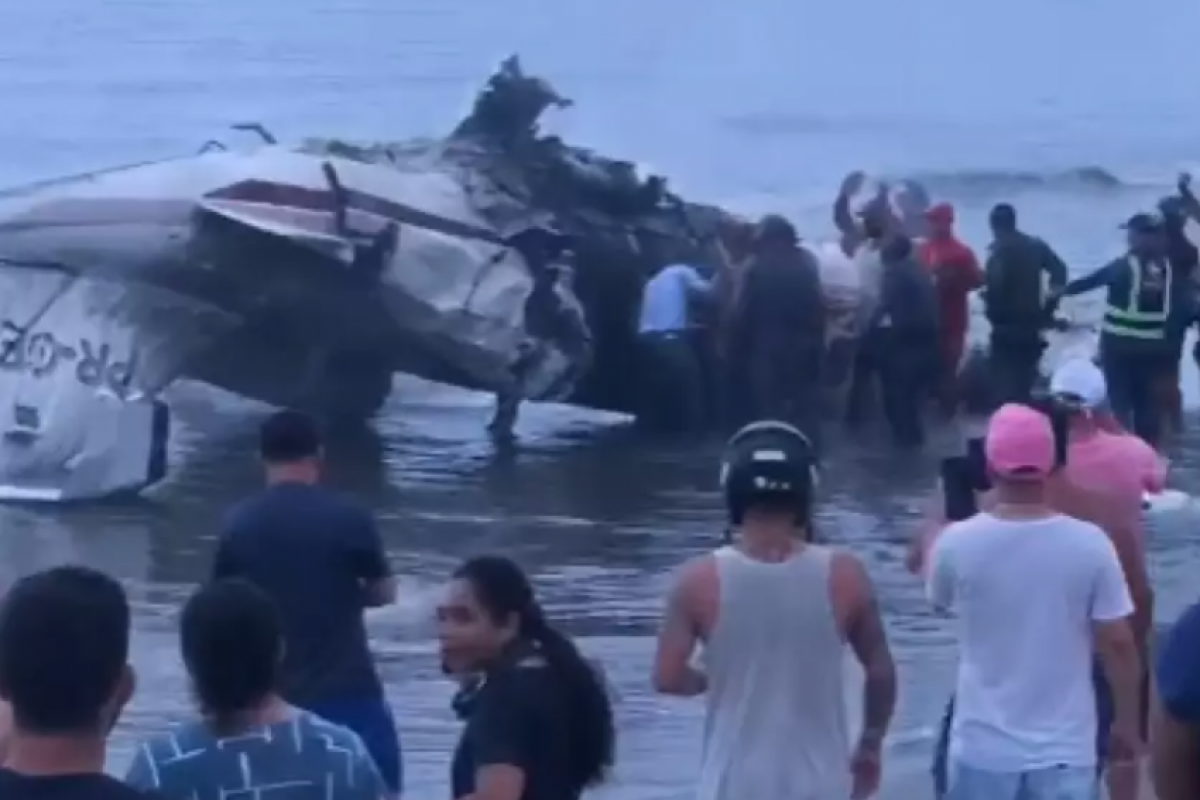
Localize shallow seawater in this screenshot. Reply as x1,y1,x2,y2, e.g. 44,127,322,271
2,0,1200,797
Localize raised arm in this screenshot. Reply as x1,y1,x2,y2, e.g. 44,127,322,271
1178,173,1200,223
833,172,869,252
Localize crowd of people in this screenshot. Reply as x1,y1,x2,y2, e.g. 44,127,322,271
632,171,1200,455
0,410,616,800
3,172,1200,799
0,387,1195,800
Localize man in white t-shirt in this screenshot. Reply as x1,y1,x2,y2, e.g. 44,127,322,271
927,403,1143,800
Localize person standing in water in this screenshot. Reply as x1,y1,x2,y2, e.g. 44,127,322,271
214,411,402,798
1056,212,1179,447
920,203,983,415
928,404,1143,800
653,421,897,800
923,363,1161,800
873,234,940,448
834,172,894,430
438,556,614,800
983,203,1068,405
635,243,714,433
1154,194,1199,437
490,225,591,442
731,216,826,438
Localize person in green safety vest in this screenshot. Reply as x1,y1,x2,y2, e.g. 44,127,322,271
1054,212,1182,448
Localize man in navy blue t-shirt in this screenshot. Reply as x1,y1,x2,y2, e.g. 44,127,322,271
1153,601,1200,800
213,410,402,797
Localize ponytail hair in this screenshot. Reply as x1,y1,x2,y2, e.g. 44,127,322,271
454,556,615,789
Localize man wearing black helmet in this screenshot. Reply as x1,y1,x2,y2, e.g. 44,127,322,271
653,421,897,800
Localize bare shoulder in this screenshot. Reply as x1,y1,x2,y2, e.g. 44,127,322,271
669,554,717,602
829,548,874,612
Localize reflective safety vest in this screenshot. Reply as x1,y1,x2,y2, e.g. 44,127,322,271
1102,256,1172,340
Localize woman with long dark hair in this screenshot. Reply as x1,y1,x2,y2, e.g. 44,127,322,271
125,579,387,800
439,555,614,800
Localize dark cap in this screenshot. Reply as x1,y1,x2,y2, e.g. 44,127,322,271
1121,212,1164,233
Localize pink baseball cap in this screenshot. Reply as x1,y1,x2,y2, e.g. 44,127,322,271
985,404,1055,479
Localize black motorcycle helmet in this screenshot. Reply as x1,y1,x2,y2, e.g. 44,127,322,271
719,420,818,526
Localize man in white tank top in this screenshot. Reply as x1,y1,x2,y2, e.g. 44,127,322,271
653,421,897,800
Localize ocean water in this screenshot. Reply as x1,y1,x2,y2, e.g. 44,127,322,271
1,0,1199,797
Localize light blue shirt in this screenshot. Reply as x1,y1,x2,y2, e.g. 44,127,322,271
637,263,712,334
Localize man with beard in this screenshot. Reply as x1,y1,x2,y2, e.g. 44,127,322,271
731,216,825,442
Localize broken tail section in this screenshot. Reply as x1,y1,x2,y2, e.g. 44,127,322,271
0,266,233,501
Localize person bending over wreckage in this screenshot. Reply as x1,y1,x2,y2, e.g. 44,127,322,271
489,224,592,442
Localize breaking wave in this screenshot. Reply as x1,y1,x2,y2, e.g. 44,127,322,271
901,166,1128,194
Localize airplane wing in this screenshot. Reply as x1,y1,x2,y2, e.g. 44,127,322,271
0,263,236,501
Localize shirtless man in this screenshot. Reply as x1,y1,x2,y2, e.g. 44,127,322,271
653,420,897,800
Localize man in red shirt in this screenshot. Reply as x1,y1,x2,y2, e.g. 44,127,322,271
919,203,983,415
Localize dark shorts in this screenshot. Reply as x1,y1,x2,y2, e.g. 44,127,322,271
303,696,403,794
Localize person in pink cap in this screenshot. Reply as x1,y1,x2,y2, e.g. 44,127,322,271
927,404,1143,800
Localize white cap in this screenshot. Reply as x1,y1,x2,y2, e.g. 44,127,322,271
1049,358,1107,408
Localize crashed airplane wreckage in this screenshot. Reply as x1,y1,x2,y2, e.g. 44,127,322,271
0,56,868,502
